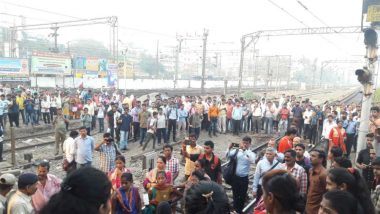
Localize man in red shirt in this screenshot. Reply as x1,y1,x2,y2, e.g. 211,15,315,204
278,103,290,135
278,128,297,153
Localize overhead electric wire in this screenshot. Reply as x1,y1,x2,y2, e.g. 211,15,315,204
265,0,352,56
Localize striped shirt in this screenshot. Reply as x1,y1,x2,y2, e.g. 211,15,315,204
98,143,116,173
282,163,308,195
166,156,179,176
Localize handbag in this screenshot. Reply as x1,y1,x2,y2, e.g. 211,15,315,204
223,149,239,185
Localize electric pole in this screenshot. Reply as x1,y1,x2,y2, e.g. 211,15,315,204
49,26,59,53
356,1,379,157
156,40,159,77
201,29,209,94
174,35,183,89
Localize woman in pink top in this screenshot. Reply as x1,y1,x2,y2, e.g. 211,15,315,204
143,156,172,190
108,155,132,191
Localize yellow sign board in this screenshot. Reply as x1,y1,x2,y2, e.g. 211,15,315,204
367,5,380,22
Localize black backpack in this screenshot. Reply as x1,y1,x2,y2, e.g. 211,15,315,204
223,149,239,185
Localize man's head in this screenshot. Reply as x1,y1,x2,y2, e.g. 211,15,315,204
103,133,112,144
294,143,306,158
163,145,173,158
371,106,380,118
37,161,50,181
366,133,375,149
284,149,296,166
83,107,89,114
265,147,276,162
142,103,147,111
310,150,326,167
267,138,276,148
327,115,334,122
285,128,297,140
203,141,214,155
153,111,158,118
0,173,16,195
241,136,252,150
0,94,4,100
189,133,197,146
79,126,87,137
18,173,38,196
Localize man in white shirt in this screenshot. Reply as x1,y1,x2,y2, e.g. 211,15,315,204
322,115,337,155
84,99,96,130
303,105,313,139
41,96,51,124
63,130,79,174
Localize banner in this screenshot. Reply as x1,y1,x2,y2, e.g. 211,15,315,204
73,57,86,69
107,63,118,86
31,53,71,75
0,58,29,81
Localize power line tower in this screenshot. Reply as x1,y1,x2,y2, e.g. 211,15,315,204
201,29,209,94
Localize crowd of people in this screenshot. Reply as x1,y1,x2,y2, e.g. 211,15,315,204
1,83,380,214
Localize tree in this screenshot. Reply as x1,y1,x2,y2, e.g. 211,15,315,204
67,39,111,58
137,54,166,76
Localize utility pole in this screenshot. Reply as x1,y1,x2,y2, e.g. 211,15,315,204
356,1,379,157
49,26,59,53
174,35,183,89
237,37,245,96
201,29,208,94
156,40,159,77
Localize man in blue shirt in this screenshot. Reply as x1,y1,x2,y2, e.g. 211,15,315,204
226,136,256,213
75,126,95,167
166,101,178,142
177,104,188,140
345,114,357,156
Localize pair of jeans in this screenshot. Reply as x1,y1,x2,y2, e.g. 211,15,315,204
208,117,218,135
98,118,104,132
309,124,318,145
226,118,233,132
264,117,273,134
133,122,140,141
345,133,356,156
50,107,57,121
278,119,288,135
251,116,261,133
142,132,156,150
91,115,96,129
120,130,129,149
34,109,41,124
26,111,35,126
156,128,166,144
43,112,50,124
19,109,25,124
139,128,147,145
167,119,177,141
232,119,241,135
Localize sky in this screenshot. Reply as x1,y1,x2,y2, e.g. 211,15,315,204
0,0,367,60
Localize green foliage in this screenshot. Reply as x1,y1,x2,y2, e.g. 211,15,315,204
68,39,111,58
138,54,166,76
241,91,258,100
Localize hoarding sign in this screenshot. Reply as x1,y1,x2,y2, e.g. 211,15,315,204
0,58,29,81
31,54,71,75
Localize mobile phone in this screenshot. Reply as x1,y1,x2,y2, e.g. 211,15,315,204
232,143,240,148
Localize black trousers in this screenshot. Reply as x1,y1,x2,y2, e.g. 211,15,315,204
346,133,356,156
167,119,177,141
0,141,3,161
232,119,241,135
309,124,318,145
19,109,25,124
9,112,19,127
231,175,248,213
133,122,140,141
43,112,50,124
